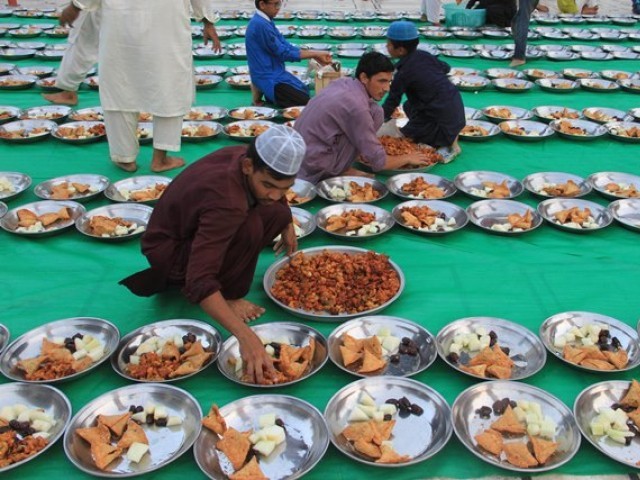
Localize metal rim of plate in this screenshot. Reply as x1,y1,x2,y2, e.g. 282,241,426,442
0,200,5,217
194,394,329,480
579,78,620,91
227,106,278,121
539,311,640,373
51,120,106,144
482,106,533,123
485,68,525,80
216,321,328,387
111,319,222,383
532,105,582,123
315,203,394,240
436,317,547,381
609,198,640,232
523,68,560,81
263,246,405,322
34,173,109,202
523,172,591,198
452,380,581,473
0,73,37,90
324,376,452,467
385,172,456,200
194,65,229,76
104,175,171,203
225,74,251,89
563,68,598,80
492,78,533,93
194,74,223,89
63,383,202,478
392,199,468,236
316,175,388,203
454,170,524,200
0,105,20,124
180,121,223,142
0,171,31,201
618,79,640,94
574,380,640,469
281,105,304,120
582,107,632,124
69,106,104,121
451,75,488,92
600,69,634,81
537,197,613,232
0,118,56,142
464,107,483,120
223,119,274,142
588,171,640,200
75,203,153,242
328,315,437,378
0,323,9,356
549,118,608,140
0,382,72,474
466,199,543,236
499,120,554,141
0,199,85,236
0,317,120,383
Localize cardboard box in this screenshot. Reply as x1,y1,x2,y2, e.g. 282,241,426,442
315,69,342,93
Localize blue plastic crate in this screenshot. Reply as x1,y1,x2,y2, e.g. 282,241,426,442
444,4,486,28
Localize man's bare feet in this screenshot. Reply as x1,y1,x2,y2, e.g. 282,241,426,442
151,150,185,172
43,91,78,106
228,299,265,323
114,161,138,172
509,58,526,67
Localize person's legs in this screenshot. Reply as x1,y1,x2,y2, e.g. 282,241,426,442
420,0,428,20
273,83,310,108
151,115,185,172
510,0,538,66
426,0,442,25
219,202,291,300
103,110,139,171
43,10,100,106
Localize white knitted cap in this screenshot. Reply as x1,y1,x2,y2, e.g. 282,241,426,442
255,125,306,175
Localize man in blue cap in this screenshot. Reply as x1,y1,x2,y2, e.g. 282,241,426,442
382,20,465,158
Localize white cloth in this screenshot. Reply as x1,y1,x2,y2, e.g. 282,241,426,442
74,0,215,116
103,111,182,164
420,0,442,23
55,10,100,92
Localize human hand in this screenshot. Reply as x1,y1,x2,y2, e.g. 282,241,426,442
60,3,81,27
273,222,297,256
203,21,222,52
315,52,333,65
239,333,276,384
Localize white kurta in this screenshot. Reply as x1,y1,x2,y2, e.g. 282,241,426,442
421,0,442,23
56,10,100,92
74,0,215,117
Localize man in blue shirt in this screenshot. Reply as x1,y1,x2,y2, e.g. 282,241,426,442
382,21,465,157
246,0,331,107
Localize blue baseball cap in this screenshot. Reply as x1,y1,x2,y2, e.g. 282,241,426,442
387,20,419,41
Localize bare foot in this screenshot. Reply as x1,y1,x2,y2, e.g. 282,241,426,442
43,91,78,106
509,58,526,67
228,299,265,323
151,155,185,172
114,161,138,172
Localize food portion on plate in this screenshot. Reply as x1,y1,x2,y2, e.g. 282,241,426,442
55,122,105,140
473,397,560,468
74,403,182,470
379,135,442,167
14,206,71,233
16,333,105,381
555,322,628,370
554,120,588,136
339,329,418,376
270,250,400,315
322,208,384,237
588,380,640,446
285,189,310,205
48,181,98,200
604,182,639,198
118,183,167,202
488,209,534,233
89,215,145,238
0,403,56,467
325,180,381,202
0,122,52,140
469,180,511,199
398,176,446,199
447,325,513,379
225,122,271,137
397,204,457,233
552,207,598,229
124,332,213,381
534,180,582,197
227,335,317,386
181,123,217,138
607,123,640,139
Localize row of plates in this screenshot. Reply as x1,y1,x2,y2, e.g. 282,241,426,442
451,76,640,94
2,364,640,474
1,310,638,385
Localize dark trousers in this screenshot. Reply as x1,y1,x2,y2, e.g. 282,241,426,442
274,83,310,108
511,0,539,60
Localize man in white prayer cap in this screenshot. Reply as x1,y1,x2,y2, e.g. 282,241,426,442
120,125,306,383
61,0,221,172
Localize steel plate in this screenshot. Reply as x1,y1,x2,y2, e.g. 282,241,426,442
609,198,640,232
75,203,152,242
537,198,612,232
454,171,523,199
34,173,109,202
524,172,591,198
315,203,393,240
0,199,85,236
467,199,542,235
0,171,31,200
316,176,388,203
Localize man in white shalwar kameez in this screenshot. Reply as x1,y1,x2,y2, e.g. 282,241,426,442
67,0,220,172
420,0,442,25
43,7,100,106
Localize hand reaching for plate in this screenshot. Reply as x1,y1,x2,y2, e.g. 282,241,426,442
203,21,222,53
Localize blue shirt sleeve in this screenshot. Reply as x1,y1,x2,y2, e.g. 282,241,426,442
258,21,301,62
